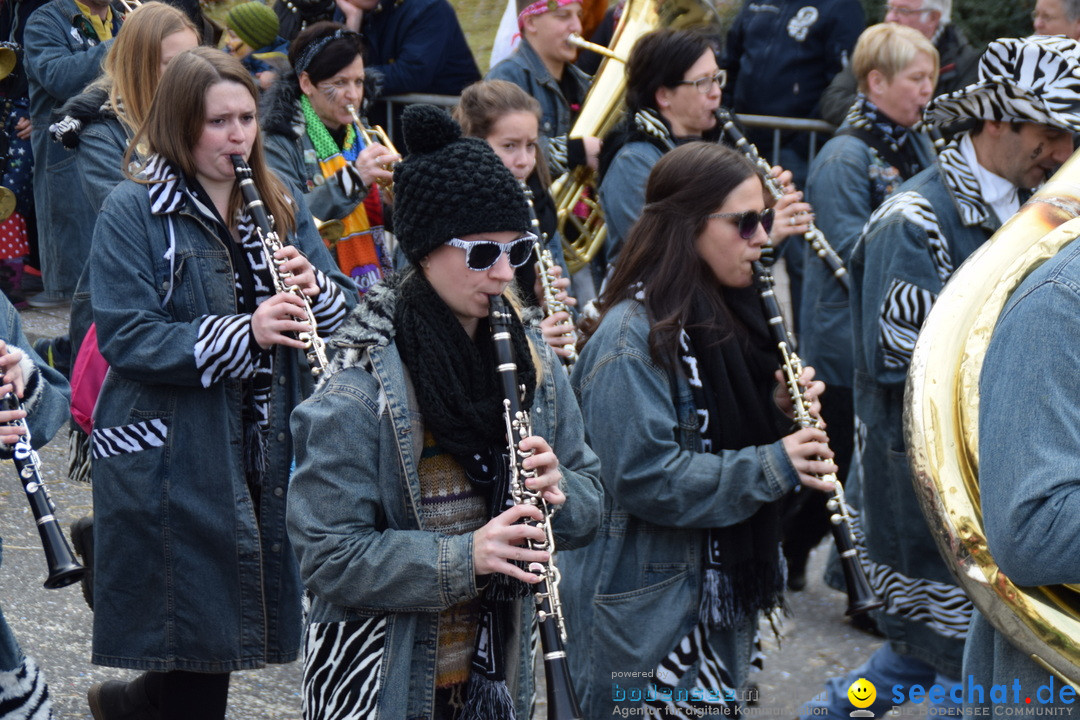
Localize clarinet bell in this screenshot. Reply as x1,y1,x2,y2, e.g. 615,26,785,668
40,520,85,589
839,549,884,616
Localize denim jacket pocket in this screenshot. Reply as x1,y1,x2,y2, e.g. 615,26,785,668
90,417,169,461
591,569,694,681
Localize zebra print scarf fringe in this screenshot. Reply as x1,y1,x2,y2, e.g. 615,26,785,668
0,656,53,720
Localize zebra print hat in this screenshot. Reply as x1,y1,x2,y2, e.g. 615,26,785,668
927,36,1080,133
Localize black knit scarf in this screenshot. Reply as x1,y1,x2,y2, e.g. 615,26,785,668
393,270,537,719
676,285,787,629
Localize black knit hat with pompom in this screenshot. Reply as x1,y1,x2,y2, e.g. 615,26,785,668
393,104,531,265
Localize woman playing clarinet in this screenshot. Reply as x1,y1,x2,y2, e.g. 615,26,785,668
85,47,353,720
286,104,601,719
562,141,836,718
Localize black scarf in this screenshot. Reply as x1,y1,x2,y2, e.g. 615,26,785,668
836,95,927,183
393,270,537,719
676,285,788,629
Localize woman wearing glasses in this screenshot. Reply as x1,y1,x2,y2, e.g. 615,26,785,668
286,105,601,719
598,28,811,277
262,21,399,294
562,141,836,718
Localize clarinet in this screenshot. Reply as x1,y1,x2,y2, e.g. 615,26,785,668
717,109,850,291
750,262,883,616
1,393,85,589
489,296,582,720
521,182,578,367
230,155,327,376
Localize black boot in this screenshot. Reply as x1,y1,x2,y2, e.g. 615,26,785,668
70,516,94,611
87,673,159,720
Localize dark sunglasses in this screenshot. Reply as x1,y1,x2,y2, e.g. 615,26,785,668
708,208,775,239
444,233,538,271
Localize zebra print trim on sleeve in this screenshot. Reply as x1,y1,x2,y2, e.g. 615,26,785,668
194,314,258,388
866,190,953,285
847,508,972,639
302,617,387,720
310,268,349,335
0,655,52,720
879,278,937,370
91,419,169,461
639,622,737,719
334,164,366,201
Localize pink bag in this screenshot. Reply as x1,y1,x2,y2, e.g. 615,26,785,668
70,323,109,434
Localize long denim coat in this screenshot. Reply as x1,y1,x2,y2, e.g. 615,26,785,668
88,171,354,671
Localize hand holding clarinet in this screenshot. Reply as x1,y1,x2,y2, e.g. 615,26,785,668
0,341,85,589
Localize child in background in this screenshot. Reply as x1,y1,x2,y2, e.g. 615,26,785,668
225,1,289,90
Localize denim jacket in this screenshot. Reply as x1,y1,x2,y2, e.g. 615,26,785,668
560,299,798,717
87,173,355,671
24,0,119,297
286,279,602,720
966,238,1080,705
487,39,591,177
800,120,934,388
849,136,994,676
598,139,665,268
0,292,69,457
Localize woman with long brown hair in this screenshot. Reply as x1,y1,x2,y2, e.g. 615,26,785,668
563,141,835,718
85,47,353,720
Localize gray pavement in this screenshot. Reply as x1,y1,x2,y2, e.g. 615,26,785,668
2,305,886,719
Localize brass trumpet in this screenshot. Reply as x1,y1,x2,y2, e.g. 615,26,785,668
347,104,396,204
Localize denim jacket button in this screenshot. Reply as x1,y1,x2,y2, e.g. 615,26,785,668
278,375,286,385
271,543,282,553
273,486,284,498
277,432,286,442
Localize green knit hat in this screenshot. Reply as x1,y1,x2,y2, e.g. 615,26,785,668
227,1,278,51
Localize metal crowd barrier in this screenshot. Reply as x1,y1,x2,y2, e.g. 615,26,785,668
378,94,837,164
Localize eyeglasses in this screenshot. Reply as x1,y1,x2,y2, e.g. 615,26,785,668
885,3,930,16
677,69,727,95
708,208,775,239
445,233,538,271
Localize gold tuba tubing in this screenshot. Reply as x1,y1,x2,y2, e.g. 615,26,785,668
906,150,1080,687
552,0,722,275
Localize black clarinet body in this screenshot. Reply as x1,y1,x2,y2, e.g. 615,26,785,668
488,295,582,720
750,263,882,616
229,154,328,376
1,393,85,589
717,109,850,291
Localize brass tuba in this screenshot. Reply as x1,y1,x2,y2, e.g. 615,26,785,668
552,0,721,274
906,152,1080,686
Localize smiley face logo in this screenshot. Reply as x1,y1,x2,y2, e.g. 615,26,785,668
848,678,876,709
